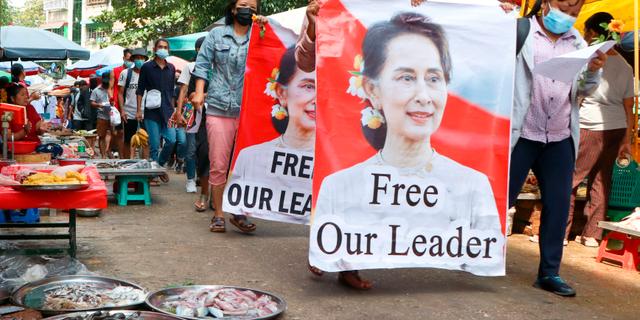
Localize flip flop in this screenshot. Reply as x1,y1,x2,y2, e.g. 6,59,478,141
308,263,324,277
229,215,256,233
209,217,225,233
338,271,373,290
194,196,207,212
159,174,170,183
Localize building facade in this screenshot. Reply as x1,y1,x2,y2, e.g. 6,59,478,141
41,0,114,50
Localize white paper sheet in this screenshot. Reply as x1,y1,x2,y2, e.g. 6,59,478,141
533,40,615,83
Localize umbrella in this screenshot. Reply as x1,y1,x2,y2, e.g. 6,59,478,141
167,32,208,60
0,70,10,80
167,56,188,72
68,45,125,71
0,26,90,61
95,63,121,77
0,61,45,76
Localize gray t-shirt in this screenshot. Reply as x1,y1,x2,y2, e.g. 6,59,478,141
118,69,140,119
90,87,111,121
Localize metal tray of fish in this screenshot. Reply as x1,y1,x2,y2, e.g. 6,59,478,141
145,285,286,320
11,275,147,315
9,183,90,191
43,310,181,320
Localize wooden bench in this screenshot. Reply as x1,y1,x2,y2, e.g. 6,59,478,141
596,221,640,271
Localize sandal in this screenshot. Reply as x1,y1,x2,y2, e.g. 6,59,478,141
159,174,170,183
194,195,207,212
229,215,256,233
308,263,324,277
338,271,373,290
209,217,225,233
149,178,161,187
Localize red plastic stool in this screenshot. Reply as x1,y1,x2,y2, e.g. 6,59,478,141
596,231,640,271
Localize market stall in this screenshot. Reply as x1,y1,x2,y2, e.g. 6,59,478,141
0,165,107,257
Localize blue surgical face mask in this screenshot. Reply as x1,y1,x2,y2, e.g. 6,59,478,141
542,4,577,35
134,59,145,69
155,49,169,59
123,61,134,68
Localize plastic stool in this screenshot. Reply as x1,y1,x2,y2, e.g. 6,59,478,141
114,176,151,206
0,209,40,223
596,231,640,271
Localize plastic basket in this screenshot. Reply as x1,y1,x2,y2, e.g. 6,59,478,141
608,158,640,209
606,208,633,222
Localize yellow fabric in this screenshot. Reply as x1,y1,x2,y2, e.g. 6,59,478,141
520,0,636,33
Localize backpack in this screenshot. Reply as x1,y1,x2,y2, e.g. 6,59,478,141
122,68,134,107
516,0,542,56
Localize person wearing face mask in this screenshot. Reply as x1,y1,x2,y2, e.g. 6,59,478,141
119,48,149,159
91,72,115,158
191,0,261,233
411,0,606,297
110,48,133,158
136,39,177,174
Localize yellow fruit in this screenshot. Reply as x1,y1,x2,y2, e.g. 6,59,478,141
137,129,148,139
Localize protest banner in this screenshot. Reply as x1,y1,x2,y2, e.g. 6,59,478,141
223,13,314,225
309,0,514,276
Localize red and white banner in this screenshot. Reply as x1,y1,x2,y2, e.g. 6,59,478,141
223,16,314,225
309,0,513,276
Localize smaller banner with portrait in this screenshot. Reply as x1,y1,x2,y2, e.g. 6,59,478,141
222,15,315,225
309,0,514,276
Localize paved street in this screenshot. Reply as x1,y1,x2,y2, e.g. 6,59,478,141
60,173,640,319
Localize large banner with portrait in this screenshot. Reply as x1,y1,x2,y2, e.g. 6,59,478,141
223,15,314,225
309,0,514,276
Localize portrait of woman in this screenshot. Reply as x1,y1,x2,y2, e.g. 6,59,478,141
314,12,501,234
226,46,316,224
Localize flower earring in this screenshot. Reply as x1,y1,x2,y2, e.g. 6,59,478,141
271,104,288,121
361,106,385,129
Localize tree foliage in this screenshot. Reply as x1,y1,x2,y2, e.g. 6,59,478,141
96,0,307,46
0,0,12,25
11,0,44,28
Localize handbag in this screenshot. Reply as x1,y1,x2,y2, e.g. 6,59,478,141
142,89,162,110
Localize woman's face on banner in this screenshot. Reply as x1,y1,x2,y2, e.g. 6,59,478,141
278,68,317,132
367,33,448,143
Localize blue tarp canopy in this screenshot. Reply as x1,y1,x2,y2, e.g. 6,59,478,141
0,26,90,61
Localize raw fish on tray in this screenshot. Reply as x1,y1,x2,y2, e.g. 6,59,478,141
162,288,279,318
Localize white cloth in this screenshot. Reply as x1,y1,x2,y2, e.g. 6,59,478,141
223,136,313,225
177,62,194,86
579,53,635,131
117,69,141,119
72,91,85,121
309,151,504,276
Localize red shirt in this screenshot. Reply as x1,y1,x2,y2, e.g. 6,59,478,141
10,103,42,142
112,65,126,111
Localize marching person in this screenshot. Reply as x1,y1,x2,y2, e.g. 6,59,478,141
192,0,260,233
136,38,177,178
119,48,149,159
565,12,635,247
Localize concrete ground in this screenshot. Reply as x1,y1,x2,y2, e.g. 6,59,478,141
16,172,640,319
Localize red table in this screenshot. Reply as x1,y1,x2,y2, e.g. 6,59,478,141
0,166,107,257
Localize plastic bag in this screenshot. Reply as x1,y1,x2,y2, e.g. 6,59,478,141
0,255,93,292
110,107,122,126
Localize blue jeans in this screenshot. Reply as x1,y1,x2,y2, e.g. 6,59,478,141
144,119,186,164
144,118,163,162
509,137,575,278
159,127,186,166
186,133,197,180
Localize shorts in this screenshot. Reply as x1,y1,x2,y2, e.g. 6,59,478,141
114,123,124,131
96,119,111,138
124,120,143,144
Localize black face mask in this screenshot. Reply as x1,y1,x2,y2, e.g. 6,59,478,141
235,7,255,26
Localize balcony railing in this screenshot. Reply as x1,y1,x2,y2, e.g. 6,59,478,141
43,0,67,11
86,0,108,6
